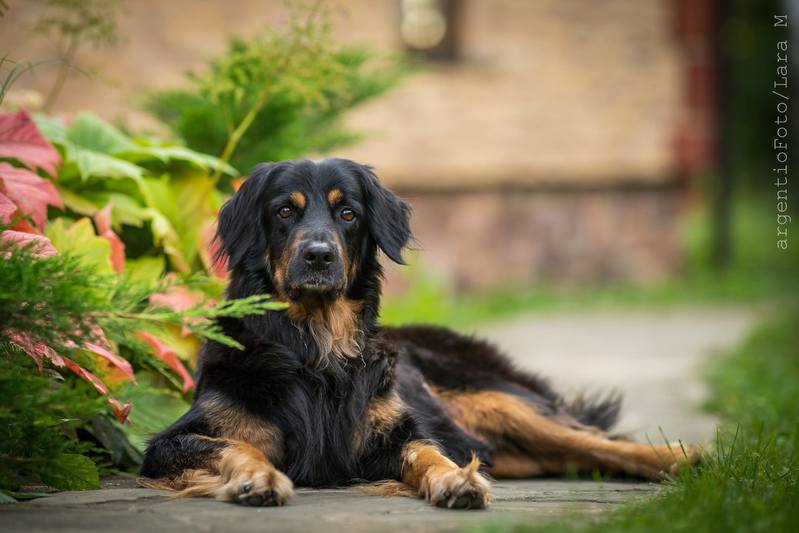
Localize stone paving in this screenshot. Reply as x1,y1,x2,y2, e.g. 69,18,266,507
0,306,759,532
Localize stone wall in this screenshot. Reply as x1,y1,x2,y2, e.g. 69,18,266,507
383,186,683,292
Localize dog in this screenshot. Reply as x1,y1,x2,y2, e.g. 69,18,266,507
139,158,700,509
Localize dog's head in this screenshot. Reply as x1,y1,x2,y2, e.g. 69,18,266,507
216,159,411,307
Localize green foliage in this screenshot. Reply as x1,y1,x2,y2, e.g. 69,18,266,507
0,239,280,494
115,373,190,453
30,0,123,110
32,0,121,48
35,112,235,273
0,353,104,493
146,4,405,177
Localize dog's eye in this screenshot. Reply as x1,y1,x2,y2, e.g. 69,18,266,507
277,206,293,219
340,208,356,222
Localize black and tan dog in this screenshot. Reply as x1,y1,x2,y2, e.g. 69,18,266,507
140,158,700,509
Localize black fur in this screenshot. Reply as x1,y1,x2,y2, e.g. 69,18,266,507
139,158,621,488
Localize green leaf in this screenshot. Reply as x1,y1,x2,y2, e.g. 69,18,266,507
124,256,164,286
122,144,238,176
45,218,115,274
64,144,144,181
66,112,136,154
39,453,100,490
117,376,189,452
138,172,216,272
58,188,101,216
33,113,68,145
89,416,142,466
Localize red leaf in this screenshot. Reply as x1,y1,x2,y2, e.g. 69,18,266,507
0,111,61,176
137,331,195,392
0,162,64,230
62,356,109,395
4,328,65,371
0,230,57,257
84,342,136,383
0,192,16,224
200,219,228,279
93,203,125,273
149,285,203,312
107,398,132,423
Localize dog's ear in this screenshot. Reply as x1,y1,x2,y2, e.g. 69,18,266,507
215,163,277,271
352,163,412,264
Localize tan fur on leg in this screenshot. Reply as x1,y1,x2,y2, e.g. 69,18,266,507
142,440,293,506
435,389,703,480
401,441,491,510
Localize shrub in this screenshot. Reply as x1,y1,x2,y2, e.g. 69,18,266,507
146,2,405,178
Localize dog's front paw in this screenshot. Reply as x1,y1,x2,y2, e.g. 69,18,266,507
216,463,294,506
424,457,491,510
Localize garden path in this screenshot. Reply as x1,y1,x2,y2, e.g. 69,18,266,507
0,306,758,532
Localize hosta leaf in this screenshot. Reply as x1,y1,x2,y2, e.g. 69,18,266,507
0,162,64,230
39,453,100,490
0,111,61,175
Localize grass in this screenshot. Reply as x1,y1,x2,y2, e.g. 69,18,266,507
381,198,799,329
470,309,799,533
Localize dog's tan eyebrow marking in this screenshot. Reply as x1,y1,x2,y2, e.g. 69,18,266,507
327,188,343,206
289,192,306,209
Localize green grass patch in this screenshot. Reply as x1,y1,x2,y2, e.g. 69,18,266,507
470,309,799,533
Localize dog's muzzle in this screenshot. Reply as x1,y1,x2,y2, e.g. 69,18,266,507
286,239,345,297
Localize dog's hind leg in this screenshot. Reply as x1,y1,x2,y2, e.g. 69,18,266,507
140,434,293,506
436,389,701,480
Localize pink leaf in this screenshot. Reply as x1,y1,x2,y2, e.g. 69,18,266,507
4,328,64,371
93,203,125,273
84,342,136,384
107,398,132,423
0,162,64,230
200,219,228,279
62,356,109,395
0,192,16,223
0,230,57,257
149,285,203,312
137,331,195,392
0,111,62,176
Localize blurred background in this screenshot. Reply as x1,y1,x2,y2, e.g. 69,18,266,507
2,0,795,296
1,0,797,503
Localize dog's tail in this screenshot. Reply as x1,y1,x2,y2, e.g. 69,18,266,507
565,391,623,432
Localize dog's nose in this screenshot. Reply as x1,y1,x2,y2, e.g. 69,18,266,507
302,242,335,270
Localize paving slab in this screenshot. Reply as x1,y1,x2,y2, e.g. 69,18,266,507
0,480,658,533
475,306,758,444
